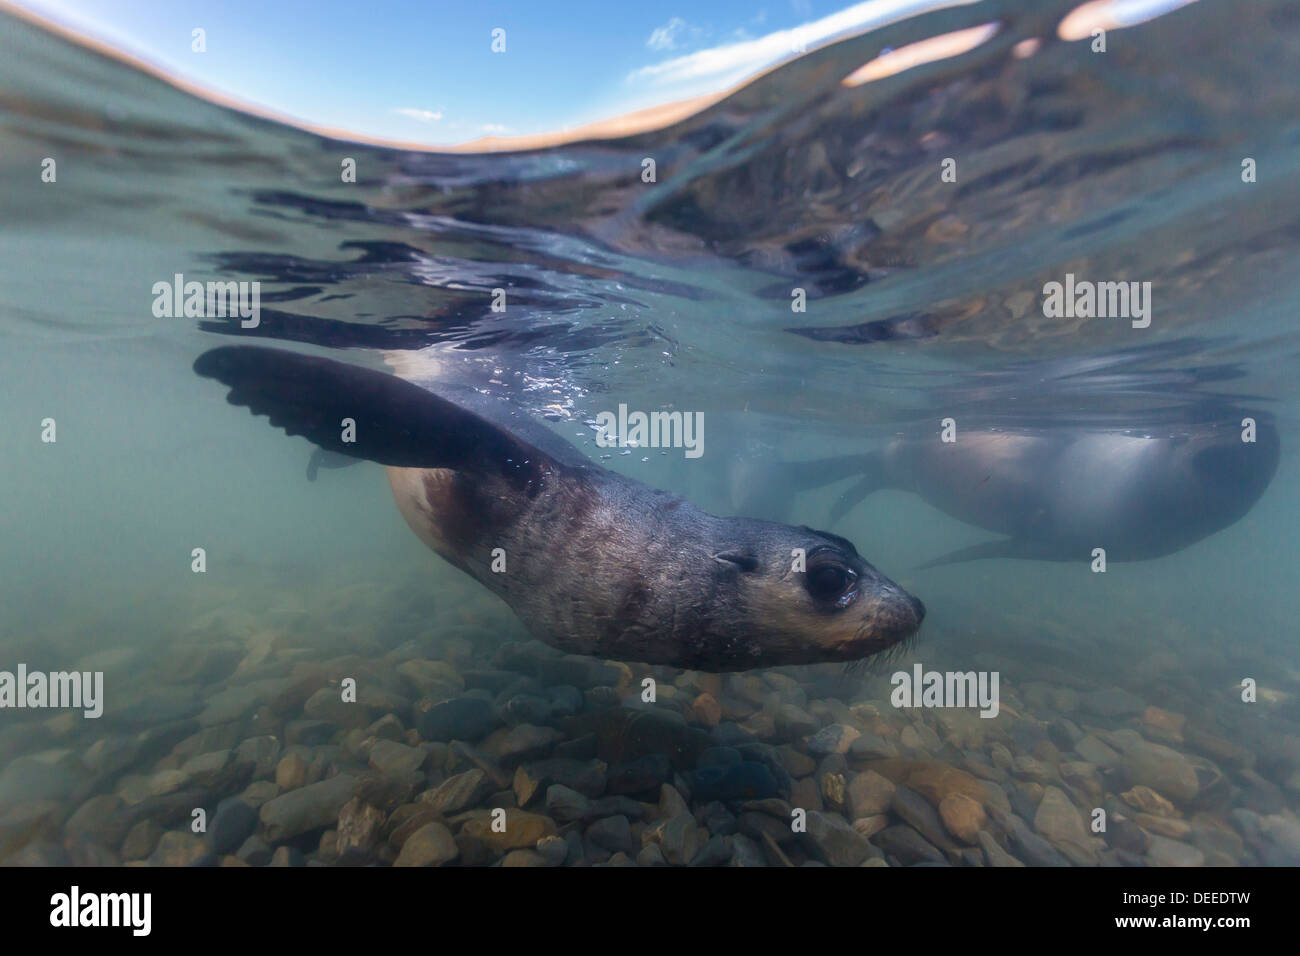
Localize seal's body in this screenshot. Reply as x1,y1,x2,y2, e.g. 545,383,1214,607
815,420,1280,565
196,346,924,671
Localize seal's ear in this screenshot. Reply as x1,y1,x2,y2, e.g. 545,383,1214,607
714,551,760,573
194,345,556,488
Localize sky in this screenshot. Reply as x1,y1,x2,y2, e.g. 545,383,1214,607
10,0,966,145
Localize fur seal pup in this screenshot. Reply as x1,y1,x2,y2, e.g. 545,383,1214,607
814,417,1279,566
194,346,924,671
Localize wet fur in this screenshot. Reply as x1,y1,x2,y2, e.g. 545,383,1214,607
196,345,924,672
389,461,916,670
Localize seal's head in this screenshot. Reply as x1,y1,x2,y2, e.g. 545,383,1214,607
710,521,924,669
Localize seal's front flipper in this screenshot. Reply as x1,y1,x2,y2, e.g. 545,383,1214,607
307,447,326,481
827,474,880,526
915,538,1034,569
774,453,882,491
783,450,890,526
195,345,557,486
306,447,365,482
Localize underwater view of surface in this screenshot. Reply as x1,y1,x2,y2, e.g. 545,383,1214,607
1,0,1298,874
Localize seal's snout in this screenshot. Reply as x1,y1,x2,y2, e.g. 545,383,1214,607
864,568,924,635
880,586,925,643
852,570,925,658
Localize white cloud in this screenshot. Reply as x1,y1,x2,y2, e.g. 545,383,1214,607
629,0,978,89
647,17,687,51
393,108,444,123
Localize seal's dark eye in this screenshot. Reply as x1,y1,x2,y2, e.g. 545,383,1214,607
806,563,856,601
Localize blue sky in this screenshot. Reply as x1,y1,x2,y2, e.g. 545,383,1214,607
13,0,958,144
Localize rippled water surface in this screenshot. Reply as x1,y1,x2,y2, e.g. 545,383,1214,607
1,0,1299,868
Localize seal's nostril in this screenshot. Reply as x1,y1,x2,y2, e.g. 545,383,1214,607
912,596,926,622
